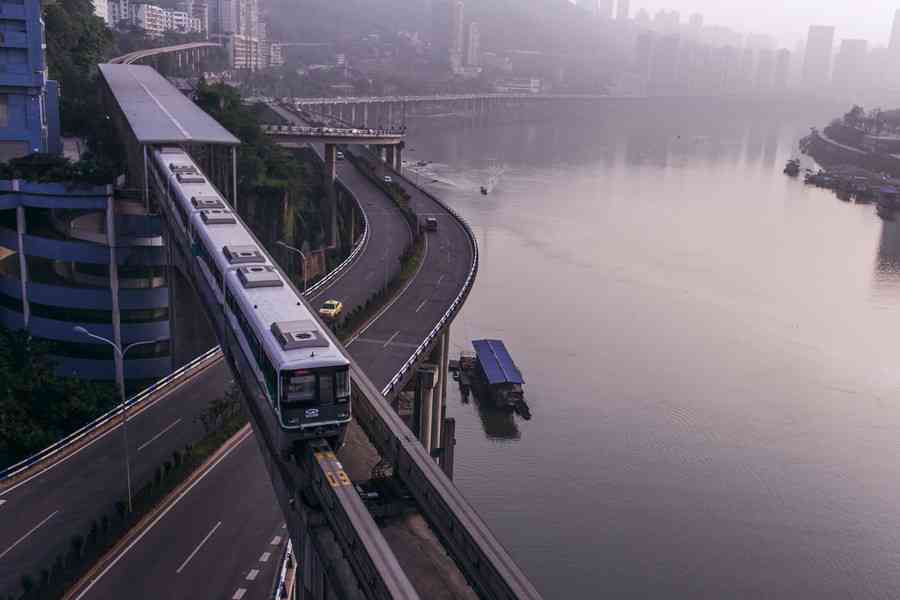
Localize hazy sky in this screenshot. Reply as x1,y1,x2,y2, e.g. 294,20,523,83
633,1,897,47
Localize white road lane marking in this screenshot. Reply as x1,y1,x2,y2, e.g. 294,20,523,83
72,428,252,600
436,274,445,286
270,536,282,546
383,331,400,348
0,510,59,560
137,418,182,453
0,354,221,499
415,299,428,313
232,589,246,599
246,569,259,581
259,552,271,562
176,520,222,574
0,499,6,507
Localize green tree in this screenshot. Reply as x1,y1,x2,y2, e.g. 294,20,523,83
0,330,115,469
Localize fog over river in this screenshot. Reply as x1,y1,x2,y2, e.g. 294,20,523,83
406,98,900,599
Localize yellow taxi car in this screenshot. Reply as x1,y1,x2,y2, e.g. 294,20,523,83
319,299,343,321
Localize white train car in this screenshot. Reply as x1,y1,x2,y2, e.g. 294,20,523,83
150,146,351,447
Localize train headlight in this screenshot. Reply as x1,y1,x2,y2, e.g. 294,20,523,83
337,411,349,418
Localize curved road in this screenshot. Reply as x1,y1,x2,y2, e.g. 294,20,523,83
0,149,411,598
67,111,477,600
0,101,475,600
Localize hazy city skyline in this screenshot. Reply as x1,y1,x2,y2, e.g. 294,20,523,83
630,1,898,46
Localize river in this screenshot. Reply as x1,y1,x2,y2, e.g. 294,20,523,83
406,97,900,599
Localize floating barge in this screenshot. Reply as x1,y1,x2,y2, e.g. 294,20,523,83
470,339,530,419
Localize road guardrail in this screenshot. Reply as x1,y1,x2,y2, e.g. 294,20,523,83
0,346,222,482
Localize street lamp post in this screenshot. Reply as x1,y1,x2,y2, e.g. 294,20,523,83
276,240,307,294
73,326,165,513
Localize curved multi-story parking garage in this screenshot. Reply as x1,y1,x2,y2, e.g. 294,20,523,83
0,180,172,382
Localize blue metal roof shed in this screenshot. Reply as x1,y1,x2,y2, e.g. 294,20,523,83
472,339,524,386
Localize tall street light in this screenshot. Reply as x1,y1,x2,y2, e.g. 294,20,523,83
276,240,308,293
73,326,165,513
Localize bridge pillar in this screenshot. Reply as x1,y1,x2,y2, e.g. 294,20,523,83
393,145,403,172
324,143,338,245
415,364,439,453
384,145,395,168
350,104,356,125
386,102,393,127
362,103,369,127
430,330,450,451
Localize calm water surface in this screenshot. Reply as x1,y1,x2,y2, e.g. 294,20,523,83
408,99,900,599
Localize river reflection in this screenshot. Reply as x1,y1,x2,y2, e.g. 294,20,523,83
408,97,900,599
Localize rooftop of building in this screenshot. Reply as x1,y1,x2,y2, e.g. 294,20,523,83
98,63,240,147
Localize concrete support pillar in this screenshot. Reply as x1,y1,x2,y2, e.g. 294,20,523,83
415,365,439,454
107,188,123,383
324,143,338,245
440,417,456,480
350,104,356,125
394,145,403,172
14,181,29,327
384,145,395,169
362,103,369,127
386,102,393,127
430,334,448,451
377,145,386,163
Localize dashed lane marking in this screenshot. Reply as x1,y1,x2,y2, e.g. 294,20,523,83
232,588,246,600
383,331,400,348
246,569,259,581
270,536,282,546
176,520,222,574
0,510,59,560
259,552,271,562
415,298,428,313
137,418,182,453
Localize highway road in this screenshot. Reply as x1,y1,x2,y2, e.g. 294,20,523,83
71,146,477,598
0,356,229,596
0,144,411,598
1,117,475,598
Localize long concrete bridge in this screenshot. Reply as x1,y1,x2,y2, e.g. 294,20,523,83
109,41,222,72
287,92,618,127
0,49,541,600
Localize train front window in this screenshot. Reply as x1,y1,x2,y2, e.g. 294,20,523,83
281,371,316,426
319,373,334,404
283,372,315,403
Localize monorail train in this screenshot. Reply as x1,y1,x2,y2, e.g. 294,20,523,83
149,146,351,446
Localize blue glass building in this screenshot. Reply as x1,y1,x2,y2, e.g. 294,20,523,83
0,0,60,159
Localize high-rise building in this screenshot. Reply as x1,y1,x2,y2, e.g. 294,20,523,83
890,9,900,54
832,39,869,90
649,34,680,92
0,0,60,159
615,0,629,21
465,21,480,67
773,48,791,89
754,48,775,90
633,30,655,83
449,0,464,70
597,0,613,19
802,25,835,87
93,0,109,22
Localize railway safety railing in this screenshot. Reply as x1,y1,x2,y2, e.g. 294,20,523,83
0,346,222,482
379,162,479,396
0,177,371,485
